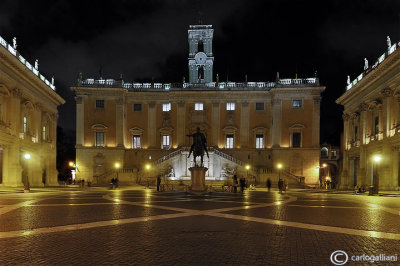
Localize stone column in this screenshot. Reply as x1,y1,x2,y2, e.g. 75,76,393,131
396,96,400,127
359,146,367,184
33,103,42,143
10,89,22,136
381,88,393,137
211,101,220,147
312,97,321,148
271,98,282,148
177,101,186,146
147,102,157,148
240,102,249,148
343,113,350,150
7,143,23,187
116,97,124,147
76,96,84,146
359,103,368,145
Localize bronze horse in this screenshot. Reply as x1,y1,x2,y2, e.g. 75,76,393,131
187,127,209,167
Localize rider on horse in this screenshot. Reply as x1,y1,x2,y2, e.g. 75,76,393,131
187,127,209,166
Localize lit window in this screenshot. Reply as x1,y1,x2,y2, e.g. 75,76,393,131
95,132,105,147
226,102,235,111
133,135,141,149
162,135,170,149
96,100,105,108
331,150,337,158
23,116,27,133
195,102,203,111
133,103,142,112
255,102,264,110
162,103,171,112
226,134,234,149
42,126,46,140
292,132,301,148
292,100,302,108
256,134,264,149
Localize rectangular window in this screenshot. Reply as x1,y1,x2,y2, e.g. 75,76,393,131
42,126,46,140
292,132,301,148
23,116,27,133
256,134,264,149
255,102,264,110
331,150,337,158
133,103,142,112
95,132,105,147
226,134,234,149
195,102,203,111
374,116,379,134
226,102,235,111
95,100,105,108
162,103,171,112
162,135,170,149
133,135,141,149
292,100,302,108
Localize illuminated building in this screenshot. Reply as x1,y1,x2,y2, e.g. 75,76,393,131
0,36,65,186
72,25,324,186
337,36,400,191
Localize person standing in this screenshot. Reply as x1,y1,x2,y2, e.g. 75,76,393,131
157,175,162,192
278,179,283,193
266,178,271,192
233,174,238,193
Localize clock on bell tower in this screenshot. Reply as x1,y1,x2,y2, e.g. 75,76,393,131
188,24,214,84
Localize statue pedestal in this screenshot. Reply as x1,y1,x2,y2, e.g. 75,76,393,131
189,167,208,191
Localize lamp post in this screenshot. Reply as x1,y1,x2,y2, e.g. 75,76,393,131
145,163,151,188
23,153,31,192
245,164,251,183
69,161,78,184
369,155,382,196
277,163,283,181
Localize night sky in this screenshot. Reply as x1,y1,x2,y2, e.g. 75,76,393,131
1,0,400,146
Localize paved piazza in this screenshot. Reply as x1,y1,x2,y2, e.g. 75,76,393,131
0,188,399,265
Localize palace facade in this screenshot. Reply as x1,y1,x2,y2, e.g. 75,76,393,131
0,35,65,187
337,38,400,191
73,25,325,186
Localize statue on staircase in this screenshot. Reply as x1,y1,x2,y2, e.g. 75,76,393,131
187,127,209,166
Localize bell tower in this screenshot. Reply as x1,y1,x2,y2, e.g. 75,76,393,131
188,25,214,83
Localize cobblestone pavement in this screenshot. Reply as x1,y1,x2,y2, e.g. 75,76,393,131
0,188,399,265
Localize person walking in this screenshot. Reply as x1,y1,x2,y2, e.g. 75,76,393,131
266,178,272,192
239,177,246,193
157,175,162,192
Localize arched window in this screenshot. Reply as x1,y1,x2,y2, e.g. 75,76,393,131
198,40,204,52
321,147,328,158
198,66,204,81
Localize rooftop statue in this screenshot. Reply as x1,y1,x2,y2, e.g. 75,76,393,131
12,37,17,49
387,36,391,50
347,75,350,85
187,127,209,167
35,59,39,70
364,58,368,71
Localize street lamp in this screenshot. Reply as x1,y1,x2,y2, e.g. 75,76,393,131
145,164,151,188
23,153,31,192
369,155,382,196
115,162,121,179
69,161,78,184
277,163,283,181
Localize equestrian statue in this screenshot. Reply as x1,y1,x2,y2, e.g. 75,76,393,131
187,127,209,167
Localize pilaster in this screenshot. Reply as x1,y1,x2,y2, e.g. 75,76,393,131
148,102,157,148
271,98,282,148
211,101,220,147
76,96,84,145
240,102,249,148
177,101,186,146
312,97,321,147
116,97,124,147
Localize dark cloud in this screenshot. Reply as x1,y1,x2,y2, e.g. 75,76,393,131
1,0,399,145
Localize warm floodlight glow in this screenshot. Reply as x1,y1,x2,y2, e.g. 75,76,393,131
373,155,382,163
277,163,283,169
245,164,250,170
114,162,121,169
24,153,31,160
145,164,151,170
322,163,327,167
69,161,74,167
